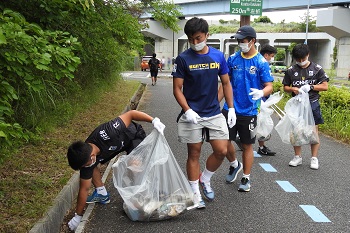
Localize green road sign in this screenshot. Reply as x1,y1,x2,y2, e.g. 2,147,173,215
230,0,263,16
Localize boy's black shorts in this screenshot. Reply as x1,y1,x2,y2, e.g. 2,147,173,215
222,109,257,145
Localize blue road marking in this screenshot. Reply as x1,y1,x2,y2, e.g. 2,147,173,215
300,205,331,222
259,163,277,172
253,151,261,157
276,180,299,192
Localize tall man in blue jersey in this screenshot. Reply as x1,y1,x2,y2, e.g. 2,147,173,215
219,25,273,192
172,17,235,208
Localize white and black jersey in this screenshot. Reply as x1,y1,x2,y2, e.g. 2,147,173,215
283,62,329,102
80,117,146,179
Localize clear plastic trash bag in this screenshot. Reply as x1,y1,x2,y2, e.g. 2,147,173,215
112,129,194,221
275,91,319,146
256,92,283,140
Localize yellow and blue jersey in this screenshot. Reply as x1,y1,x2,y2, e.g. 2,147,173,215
172,46,229,117
223,51,273,116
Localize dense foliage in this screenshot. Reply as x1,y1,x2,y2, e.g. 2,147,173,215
0,0,181,155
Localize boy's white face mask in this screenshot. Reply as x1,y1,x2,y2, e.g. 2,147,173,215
239,40,252,53
296,59,309,67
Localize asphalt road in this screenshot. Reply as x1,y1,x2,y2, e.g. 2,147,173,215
82,71,350,233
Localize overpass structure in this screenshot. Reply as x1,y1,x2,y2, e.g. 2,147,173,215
141,1,350,77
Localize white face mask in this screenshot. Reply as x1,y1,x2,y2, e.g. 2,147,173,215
239,41,252,53
270,57,274,63
296,59,308,67
190,40,206,52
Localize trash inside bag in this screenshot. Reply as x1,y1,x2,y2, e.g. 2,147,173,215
113,129,194,221
275,92,319,146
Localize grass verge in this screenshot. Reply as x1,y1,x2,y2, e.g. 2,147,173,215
0,78,141,233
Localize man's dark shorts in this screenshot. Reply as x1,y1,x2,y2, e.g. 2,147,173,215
222,109,257,145
150,70,158,78
311,100,324,125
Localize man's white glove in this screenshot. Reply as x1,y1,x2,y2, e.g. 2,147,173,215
68,213,82,231
249,88,264,100
227,108,236,128
300,84,311,93
152,117,165,135
184,109,200,124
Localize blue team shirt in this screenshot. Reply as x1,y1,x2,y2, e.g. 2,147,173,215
223,51,273,116
172,46,229,117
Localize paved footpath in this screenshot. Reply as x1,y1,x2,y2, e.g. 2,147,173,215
82,72,350,233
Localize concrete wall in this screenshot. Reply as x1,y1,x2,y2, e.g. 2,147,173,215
167,32,335,69
337,37,350,77
317,6,350,77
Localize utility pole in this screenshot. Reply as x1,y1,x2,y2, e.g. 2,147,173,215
305,0,311,44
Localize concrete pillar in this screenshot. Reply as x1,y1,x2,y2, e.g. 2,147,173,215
337,37,350,78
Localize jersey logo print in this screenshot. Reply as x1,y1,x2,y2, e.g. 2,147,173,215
309,71,314,76
99,130,110,140
108,141,124,151
249,66,257,74
113,121,120,129
188,62,220,71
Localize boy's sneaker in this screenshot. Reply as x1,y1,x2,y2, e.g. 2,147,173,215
310,157,319,170
289,156,302,167
86,190,110,204
238,178,251,192
257,145,276,156
199,175,215,201
193,192,206,209
225,162,243,183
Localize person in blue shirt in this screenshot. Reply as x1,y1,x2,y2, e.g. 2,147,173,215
172,17,235,208
219,25,273,192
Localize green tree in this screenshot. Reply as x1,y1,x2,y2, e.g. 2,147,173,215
0,0,181,150
0,9,81,148
254,16,272,23
275,48,286,61
299,12,319,32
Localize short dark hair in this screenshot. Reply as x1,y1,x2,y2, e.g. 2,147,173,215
67,141,92,170
292,43,309,60
184,17,209,37
260,44,277,56
152,53,156,58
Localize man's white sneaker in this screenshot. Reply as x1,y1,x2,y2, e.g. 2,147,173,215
310,157,319,170
193,193,206,209
289,156,302,167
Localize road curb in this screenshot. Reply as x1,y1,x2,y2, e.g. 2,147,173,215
29,82,146,233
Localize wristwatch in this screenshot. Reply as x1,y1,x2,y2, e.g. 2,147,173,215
310,85,314,90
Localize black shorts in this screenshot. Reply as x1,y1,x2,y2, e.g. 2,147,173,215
150,69,158,78
222,109,257,145
311,100,324,125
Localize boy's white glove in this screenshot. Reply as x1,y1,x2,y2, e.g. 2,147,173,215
300,84,311,93
249,88,264,100
184,109,200,124
68,213,82,231
295,89,305,102
152,117,165,135
227,108,236,128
